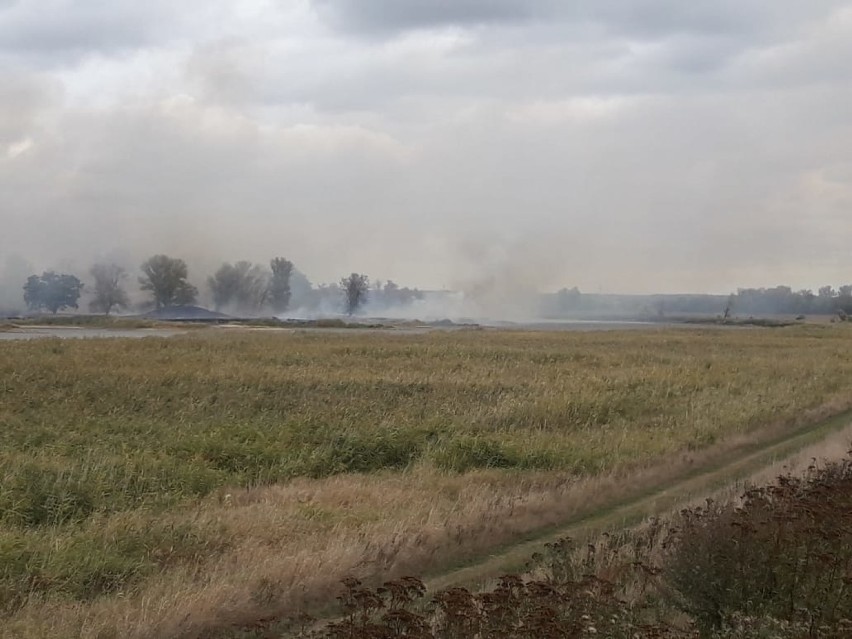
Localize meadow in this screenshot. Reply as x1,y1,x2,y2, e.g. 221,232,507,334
2,325,852,637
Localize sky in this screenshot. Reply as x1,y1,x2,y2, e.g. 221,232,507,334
1,0,851,299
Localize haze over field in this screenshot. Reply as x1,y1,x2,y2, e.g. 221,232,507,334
2,0,851,307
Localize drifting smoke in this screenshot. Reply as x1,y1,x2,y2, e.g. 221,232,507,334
1,1,851,315
0,255,34,313
0,220,564,321
445,237,561,321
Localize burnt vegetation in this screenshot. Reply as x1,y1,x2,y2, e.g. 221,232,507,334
280,453,852,639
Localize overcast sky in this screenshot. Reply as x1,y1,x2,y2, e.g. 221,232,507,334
1,0,851,296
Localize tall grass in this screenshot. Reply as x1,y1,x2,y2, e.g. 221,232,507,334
295,450,852,639
2,326,852,636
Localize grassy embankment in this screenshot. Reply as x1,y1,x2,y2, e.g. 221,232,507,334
5,314,387,330
2,326,852,637
4,315,165,329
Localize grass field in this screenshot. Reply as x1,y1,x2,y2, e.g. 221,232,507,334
2,325,852,638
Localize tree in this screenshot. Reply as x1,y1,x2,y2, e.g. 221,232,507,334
208,261,267,311
268,257,294,313
340,273,369,315
208,263,239,310
289,268,314,309
139,255,197,309
723,294,734,320
23,271,83,314
836,285,852,316
371,280,423,309
89,263,129,315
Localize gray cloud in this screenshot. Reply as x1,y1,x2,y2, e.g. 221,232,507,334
313,0,535,34
314,0,840,41
0,1,184,61
0,0,851,303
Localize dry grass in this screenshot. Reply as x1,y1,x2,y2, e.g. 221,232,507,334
298,447,852,639
703,419,852,506
3,326,852,637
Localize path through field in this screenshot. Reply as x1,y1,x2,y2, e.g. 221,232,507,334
229,403,852,638
425,406,852,593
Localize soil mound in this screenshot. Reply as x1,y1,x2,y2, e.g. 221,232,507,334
141,305,232,321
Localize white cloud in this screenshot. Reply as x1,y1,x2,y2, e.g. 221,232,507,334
6,137,33,158
507,95,649,125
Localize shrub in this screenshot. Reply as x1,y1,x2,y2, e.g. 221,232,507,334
665,457,852,635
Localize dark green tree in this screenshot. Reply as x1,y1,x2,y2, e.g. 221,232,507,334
139,255,197,309
208,261,267,311
89,263,130,315
23,271,84,314
268,257,294,313
340,273,369,316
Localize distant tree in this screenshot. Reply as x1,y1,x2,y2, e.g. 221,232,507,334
795,289,815,314
340,273,369,315
837,285,852,316
373,280,423,309
139,255,197,309
290,268,313,306
553,287,582,314
723,294,734,320
312,281,340,311
734,285,823,315
89,263,129,315
208,261,267,311
818,285,836,299
268,257,294,313
209,263,239,310
23,271,84,314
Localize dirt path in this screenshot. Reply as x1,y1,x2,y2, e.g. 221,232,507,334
425,408,852,593
222,405,852,638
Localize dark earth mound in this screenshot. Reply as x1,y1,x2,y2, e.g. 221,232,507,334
141,305,233,321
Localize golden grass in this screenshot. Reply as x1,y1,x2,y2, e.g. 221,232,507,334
3,325,852,637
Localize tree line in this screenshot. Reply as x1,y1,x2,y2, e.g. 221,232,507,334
19,255,423,317
544,284,852,319
728,285,852,317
